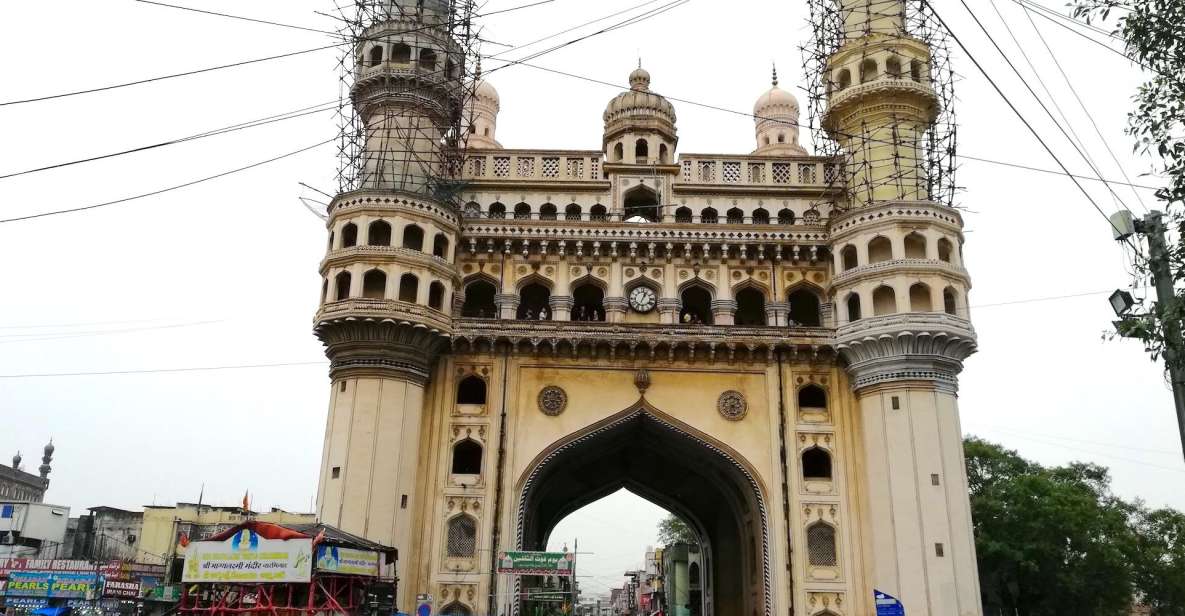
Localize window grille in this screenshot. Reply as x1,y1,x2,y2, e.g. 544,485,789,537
517,157,535,177
567,158,584,179
772,163,792,184
806,523,837,566
682,160,692,182
824,163,840,183
446,516,477,557
749,164,765,183
590,159,600,179
698,161,715,182
723,161,741,183
468,157,485,177
799,164,818,184
803,209,821,225
493,157,510,177
440,603,472,616
542,157,559,178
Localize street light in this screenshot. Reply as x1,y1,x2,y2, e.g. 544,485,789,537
1108,289,1135,317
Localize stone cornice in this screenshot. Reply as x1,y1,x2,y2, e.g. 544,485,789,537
670,183,845,199
329,190,461,230
451,318,836,364
314,318,450,384
320,246,459,280
316,298,454,334
831,258,970,289
836,313,977,392
828,200,964,240
459,221,830,245
825,79,938,131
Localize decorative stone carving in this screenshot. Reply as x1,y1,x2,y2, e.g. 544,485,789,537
634,369,651,395
538,386,568,416
717,390,747,421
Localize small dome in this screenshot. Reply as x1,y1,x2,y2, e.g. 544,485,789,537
44,440,54,455
475,79,500,108
753,85,799,115
629,67,651,91
604,65,677,129
752,65,806,156
12,452,21,469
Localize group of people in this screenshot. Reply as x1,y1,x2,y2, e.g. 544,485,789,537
572,305,605,322
681,311,710,324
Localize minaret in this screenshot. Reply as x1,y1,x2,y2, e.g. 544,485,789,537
314,0,462,602
822,1,982,614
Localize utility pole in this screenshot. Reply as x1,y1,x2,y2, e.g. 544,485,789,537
1111,209,1185,459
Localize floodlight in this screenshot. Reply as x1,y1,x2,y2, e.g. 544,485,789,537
1108,289,1135,317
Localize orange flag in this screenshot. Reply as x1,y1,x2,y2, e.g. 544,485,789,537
242,491,250,511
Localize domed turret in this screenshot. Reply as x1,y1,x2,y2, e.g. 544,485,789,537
603,63,677,164
12,451,21,471
464,74,502,149
752,66,807,156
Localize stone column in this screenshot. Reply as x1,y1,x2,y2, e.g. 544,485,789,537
549,295,573,321
766,301,789,327
604,297,628,323
658,298,680,325
711,299,736,326
495,293,519,320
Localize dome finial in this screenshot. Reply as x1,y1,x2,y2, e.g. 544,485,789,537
772,63,778,87
12,451,21,471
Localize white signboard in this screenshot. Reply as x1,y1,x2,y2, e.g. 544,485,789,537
182,528,312,584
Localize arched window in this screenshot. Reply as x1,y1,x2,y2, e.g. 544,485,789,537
517,283,551,320
328,231,335,251
488,202,506,218
399,273,419,303
539,203,557,220
362,269,386,299
860,58,878,83
910,283,932,312
944,287,959,315
392,43,411,63
419,48,437,72
735,288,767,326
321,278,328,303
788,289,821,327
837,68,852,89
937,238,953,263
752,208,770,225
841,245,858,271
802,447,832,481
368,220,392,246
886,56,903,78
806,523,837,567
873,285,897,315
457,375,487,404
868,236,893,263
659,143,669,164
700,207,718,224
904,232,926,259
461,280,496,318
445,59,456,79
635,139,649,161
446,516,477,557
680,286,713,325
451,440,483,475
463,201,480,218
368,46,384,67
777,133,786,143
403,225,425,251
440,603,473,616
624,186,659,222
799,384,827,409
726,208,744,224
778,208,795,225
428,281,446,310
433,234,449,258
675,207,693,223
911,60,924,82
514,203,531,220
572,283,605,322
846,293,862,322
565,204,582,221
341,223,358,248
334,271,352,301
689,562,701,585
590,204,607,221
613,142,624,162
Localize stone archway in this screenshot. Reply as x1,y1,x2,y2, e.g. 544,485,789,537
514,402,771,616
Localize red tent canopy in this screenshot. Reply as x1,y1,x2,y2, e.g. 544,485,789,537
204,521,310,542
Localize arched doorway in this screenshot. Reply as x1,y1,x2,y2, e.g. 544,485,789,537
515,404,770,616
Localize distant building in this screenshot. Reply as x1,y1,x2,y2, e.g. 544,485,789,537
138,503,315,568
0,442,54,503
65,506,146,561
0,501,70,559
662,544,702,616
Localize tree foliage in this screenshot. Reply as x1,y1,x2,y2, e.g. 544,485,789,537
1071,0,1185,372
657,514,697,547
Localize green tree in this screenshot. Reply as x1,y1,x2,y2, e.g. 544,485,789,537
1071,0,1185,371
965,438,1135,615
1130,506,1185,615
657,514,697,546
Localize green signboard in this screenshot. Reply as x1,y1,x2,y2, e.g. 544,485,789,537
523,589,567,602
496,552,574,576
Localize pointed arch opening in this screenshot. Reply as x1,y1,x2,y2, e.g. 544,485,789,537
517,282,551,320
428,281,446,310
368,45,383,67
734,287,767,326
445,515,476,557
419,48,437,72
367,220,392,246
904,232,927,259
391,43,411,64
572,281,606,322
514,202,531,220
456,375,487,405
451,439,483,476
341,223,358,248
624,185,660,222
938,238,954,263
700,207,718,224
488,202,506,219
841,245,858,271
944,287,959,315
787,288,822,327
752,208,770,225
868,236,893,263
362,269,386,299
798,385,827,410
909,282,933,312
778,208,795,225
461,278,497,318
680,285,714,325
539,203,557,220
564,204,582,221
635,138,649,162
845,292,862,322
675,206,693,223
433,234,449,258
398,273,419,303
334,271,352,301
802,447,832,481
806,522,837,567
873,285,897,315
589,204,607,222
402,225,425,251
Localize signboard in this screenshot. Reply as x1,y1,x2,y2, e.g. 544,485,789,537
146,585,181,602
103,579,142,599
496,551,574,576
874,590,905,616
0,559,165,577
415,593,433,616
5,571,97,599
5,597,49,609
522,589,567,602
315,545,381,577
182,528,313,584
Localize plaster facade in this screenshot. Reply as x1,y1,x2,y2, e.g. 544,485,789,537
311,1,981,615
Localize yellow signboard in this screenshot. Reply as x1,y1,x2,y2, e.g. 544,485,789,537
182,529,312,584
315,546,381,576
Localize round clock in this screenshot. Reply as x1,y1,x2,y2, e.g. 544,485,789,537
628,286,657,313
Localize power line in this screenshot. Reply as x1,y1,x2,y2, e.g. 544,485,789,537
0,137,336,223
0,361,326,379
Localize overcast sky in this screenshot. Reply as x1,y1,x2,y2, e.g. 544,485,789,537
0,0,1175,598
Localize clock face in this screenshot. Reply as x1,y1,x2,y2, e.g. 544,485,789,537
629,286,657,313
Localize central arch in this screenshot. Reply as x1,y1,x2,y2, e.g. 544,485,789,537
514,403,771,616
